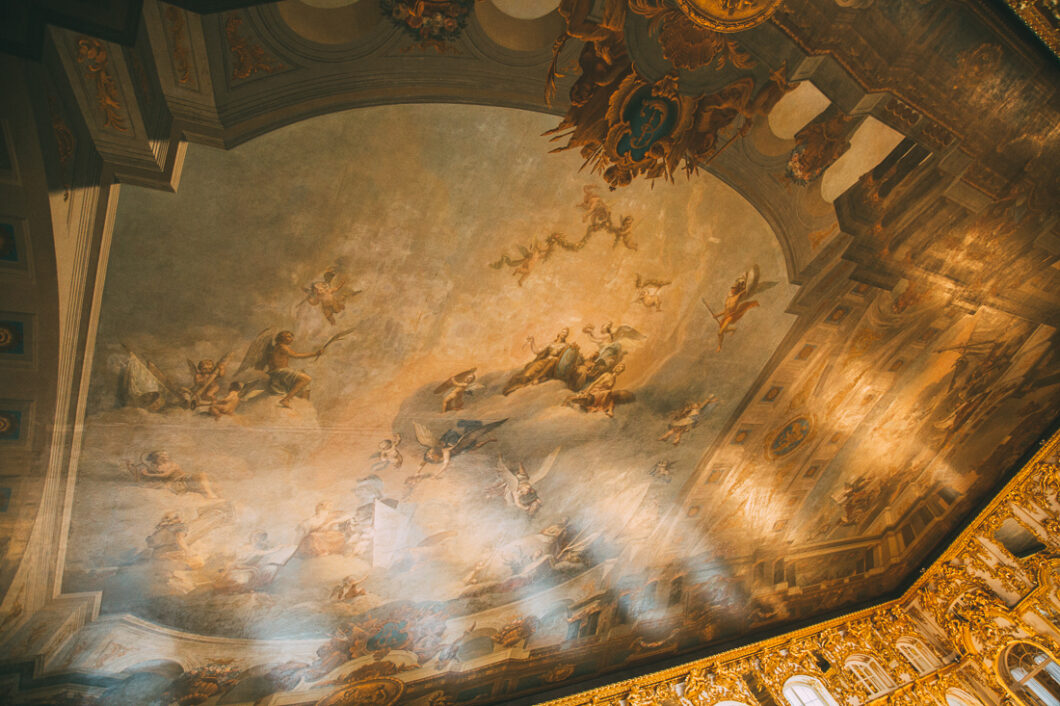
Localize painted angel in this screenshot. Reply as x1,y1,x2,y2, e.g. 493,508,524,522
491,448,561,518
702,264,778,352
582,321,644,380
126,450,218,499
369,433,403,473
634,274,671,312
234,327,354,407
649,460,675,482
330,574,368,601
434,368,484,412
489,237,557,287
183,353,231,406
302,266,361,325
659,395,717,445
411,418,508,476
578,184,611,229
565,363,632,416
206,381,247,418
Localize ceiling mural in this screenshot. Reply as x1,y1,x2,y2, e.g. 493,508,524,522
58,100,1059,703
68,102,797,632
1,0,1059,704
64,103,808,699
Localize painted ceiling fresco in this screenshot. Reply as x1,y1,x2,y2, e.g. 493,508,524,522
58,97,1060,702
1,0,1053,704
68,103,798,640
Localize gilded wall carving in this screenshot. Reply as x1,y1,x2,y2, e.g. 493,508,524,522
74,37,130,134
223,12,285,81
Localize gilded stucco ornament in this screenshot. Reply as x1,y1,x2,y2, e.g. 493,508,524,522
547,0,793,188
673,0,785,32
75,37,130,133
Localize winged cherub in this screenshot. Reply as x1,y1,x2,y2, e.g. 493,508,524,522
634,274,671,312
369,433,403,473
489,236,559,287
435,368,484,412
702,264,778,352
183,353,232,407
303,266,361,325
208,381,245,418
491,448,561,518
659,395,718,445
578,184,611,229
411,419,509,476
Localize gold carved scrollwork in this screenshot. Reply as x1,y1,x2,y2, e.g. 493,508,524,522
224,13,285,81
683,660,757,704
960,539,1030,596
163,5,194,87
75,37,130,133
673,0,786,32
629,0,756,70
545,0,793,189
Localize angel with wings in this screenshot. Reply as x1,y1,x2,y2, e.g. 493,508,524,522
411,418,508,476
234,327,354,407
302,266,360,325
491,448,561,518
578,184,611,229
435,368,484,412
702,264,778,352
207,381,245,418
582,321,644,380
183,354,231,407
489,236,558,287
634,274,671,312
659,395,717,445
369,433,402,473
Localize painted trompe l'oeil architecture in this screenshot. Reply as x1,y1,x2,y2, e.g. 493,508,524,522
0,0,1058,705
546,432,1060,706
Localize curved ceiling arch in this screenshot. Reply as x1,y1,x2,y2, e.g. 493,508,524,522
186,4,850,285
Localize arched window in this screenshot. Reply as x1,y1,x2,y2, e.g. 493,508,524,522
896,637,941,675
1003,642,1060,706
782,676,839,706
845,654,895,697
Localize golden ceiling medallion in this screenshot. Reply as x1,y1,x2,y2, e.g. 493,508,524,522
673,0,785,32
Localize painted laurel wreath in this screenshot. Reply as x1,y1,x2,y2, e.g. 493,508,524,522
381,0,475,43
